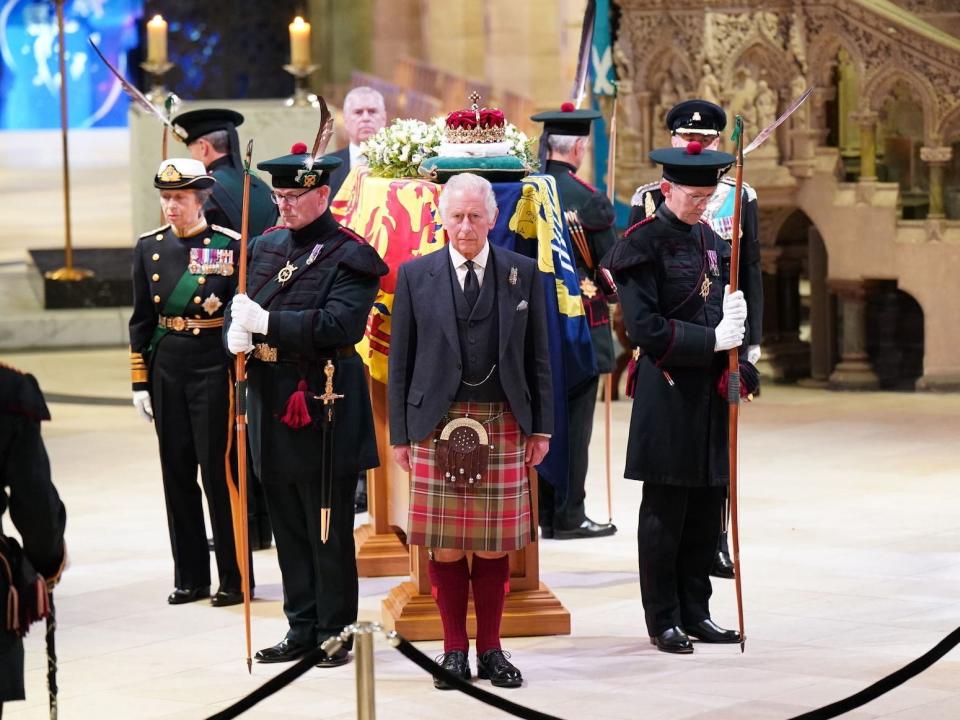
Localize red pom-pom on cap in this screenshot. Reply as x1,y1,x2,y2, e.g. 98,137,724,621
290,142,308,154
686,140,703,155
560,102,575,112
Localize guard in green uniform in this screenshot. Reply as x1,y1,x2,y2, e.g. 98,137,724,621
531,104,617,540
225,143,387,667
173,108,279,548
129,158,247,607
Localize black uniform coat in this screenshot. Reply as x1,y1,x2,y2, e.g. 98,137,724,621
388,243,554,446
226,211,387,485
205,155,278,237
0,366,66,702
628,178,762,346
603,204,741,487
546,160,618,373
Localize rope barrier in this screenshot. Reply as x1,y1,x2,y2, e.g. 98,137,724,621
205,624,960,720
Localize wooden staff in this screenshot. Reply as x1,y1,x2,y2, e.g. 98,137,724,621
603,94,618,525
726,116,747,652
235,139,254,673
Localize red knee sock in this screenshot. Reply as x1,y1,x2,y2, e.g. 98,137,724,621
471,554,510,655
428,557,470,653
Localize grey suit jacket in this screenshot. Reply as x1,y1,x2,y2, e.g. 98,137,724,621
388,243,554,444
327,147,351,198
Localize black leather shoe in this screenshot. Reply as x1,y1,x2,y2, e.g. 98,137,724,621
683,618,741,643
540,526,554,539
167,586,210,605
316,646,351,668
434,650,471,690
649,626,694,654
710,549,735,579
255,637,311,663
553,518,617,540
477,649,523,688
210,589,245,607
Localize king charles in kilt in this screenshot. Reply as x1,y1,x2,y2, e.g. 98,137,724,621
225,143,387,667
389,173,553,690
603,143,758,654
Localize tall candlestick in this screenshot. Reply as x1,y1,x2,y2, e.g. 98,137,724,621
289,16,311,68
146,14,168,64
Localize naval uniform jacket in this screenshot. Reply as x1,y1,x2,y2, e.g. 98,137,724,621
226,211,387,485
545,160,618,374
603,205,742,487
628,178,763,347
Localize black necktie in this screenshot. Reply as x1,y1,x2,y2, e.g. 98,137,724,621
464,259,480,308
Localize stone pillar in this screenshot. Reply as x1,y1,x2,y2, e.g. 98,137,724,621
920,146,953,219
807,227,833,384
828,279,879,390
854,111,878,182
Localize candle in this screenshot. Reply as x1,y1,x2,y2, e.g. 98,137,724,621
146,14,168,65
289,16,311,68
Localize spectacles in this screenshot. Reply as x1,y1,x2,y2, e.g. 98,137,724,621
671,183,715,205
270,187,318,206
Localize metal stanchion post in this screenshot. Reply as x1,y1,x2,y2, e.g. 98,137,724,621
354,622,377,720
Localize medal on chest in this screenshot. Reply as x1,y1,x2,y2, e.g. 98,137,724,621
188,247,235,276
277,261,297,285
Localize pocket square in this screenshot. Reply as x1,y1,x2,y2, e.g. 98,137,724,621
516,299,528,311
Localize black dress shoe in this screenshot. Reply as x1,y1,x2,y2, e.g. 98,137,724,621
477,649,523,688
255,637,311,663
710,549,735,579
683,618,741,643
553,518,617,540
434,650,471,690
316,646,351,668
210,589,245,607
649,626,694,654
167,586,210,605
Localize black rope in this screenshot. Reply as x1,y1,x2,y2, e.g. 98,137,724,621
204,645,329,720
392,638,565,720
787,625,960,720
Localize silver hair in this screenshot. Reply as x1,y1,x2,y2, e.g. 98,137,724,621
198,129,230,153
194,187,213,205
438,173,498,223
343,86,386,114
547,134,585,155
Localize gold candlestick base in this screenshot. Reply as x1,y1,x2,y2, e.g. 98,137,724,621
283,64,320,108
45,266,95,281
140,60,175,105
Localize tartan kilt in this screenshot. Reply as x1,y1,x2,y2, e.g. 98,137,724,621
407,401,532,552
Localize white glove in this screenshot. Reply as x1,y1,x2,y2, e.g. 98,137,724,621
714,285,747,352
747,345,761,365
227,323,254,354
133,390,153,422
231,293,269,335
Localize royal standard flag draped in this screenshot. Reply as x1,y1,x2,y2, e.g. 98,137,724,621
332,168,595,498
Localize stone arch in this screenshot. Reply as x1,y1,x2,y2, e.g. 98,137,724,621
861,66,938,143
865,283,924,390
937,103,960,145
807,33,865,90
721,39,794,98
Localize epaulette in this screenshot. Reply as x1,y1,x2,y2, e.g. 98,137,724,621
210,224,241,240
623,215,656,237
567,171,598,193
630,181,659,207
720,175,758,202
337,226,367,244
261,224,286,235
139,224,171,238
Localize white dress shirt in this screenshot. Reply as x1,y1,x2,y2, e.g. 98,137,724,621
448,241,489,290
349,143,367,168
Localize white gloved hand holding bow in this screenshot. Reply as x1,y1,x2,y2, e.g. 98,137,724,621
227,323,254,355
714,285,747,352
133,390,153,423
231,293,270,335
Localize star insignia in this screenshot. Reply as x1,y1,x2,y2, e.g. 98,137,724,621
202,294,223,316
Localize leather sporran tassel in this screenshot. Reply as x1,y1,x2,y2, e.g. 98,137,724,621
436,418,490,486
280,379,312,429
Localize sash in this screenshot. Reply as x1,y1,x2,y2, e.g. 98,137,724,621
148,232,234,354
251,235,349,309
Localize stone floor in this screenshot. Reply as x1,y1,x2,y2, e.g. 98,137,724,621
2,348,959,719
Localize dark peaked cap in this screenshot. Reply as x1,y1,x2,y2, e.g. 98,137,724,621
649,143,734,187
666,99,726,135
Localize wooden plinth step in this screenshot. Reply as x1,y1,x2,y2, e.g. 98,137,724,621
382,581,570,641
354,523,409,577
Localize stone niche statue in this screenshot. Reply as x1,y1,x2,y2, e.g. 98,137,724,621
698,62,721,106
653,73,680,149
752,79,781,163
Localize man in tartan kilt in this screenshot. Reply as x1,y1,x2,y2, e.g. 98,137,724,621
389,173,553,690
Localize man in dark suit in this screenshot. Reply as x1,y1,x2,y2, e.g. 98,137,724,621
225,142,387,667
327,87,387,198
0,363,66,708
531,105,618,540
389,173,553,690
